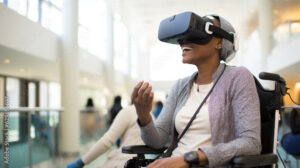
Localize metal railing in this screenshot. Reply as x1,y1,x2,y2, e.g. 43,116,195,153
0,107,63,168
279,106,300,168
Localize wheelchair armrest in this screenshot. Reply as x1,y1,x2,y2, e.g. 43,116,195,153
232,154,278,168
122,145,167,155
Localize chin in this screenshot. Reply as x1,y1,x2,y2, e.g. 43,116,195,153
182,57,193,64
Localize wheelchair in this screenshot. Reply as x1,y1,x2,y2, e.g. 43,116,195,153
122,72,289,168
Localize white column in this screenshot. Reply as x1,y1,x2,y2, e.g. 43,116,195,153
59,0,80,155
259,0,273,71
259,0,275,90
104,8,115,107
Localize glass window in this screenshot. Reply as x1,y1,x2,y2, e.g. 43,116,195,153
130,40,138,79
49,82,61,108
49,6,62,34
39,81,48,108
0,77,4,107
78,25,89,49
0,77,3,144
149,42,196,81
78,0,108,60
114,16,129,74
41,1,50,27
0,0,3,3
48,82,60,126
7,0,27,16
50,0,62,8
6,78,20,142
41,1,62,35
291,21,300,35
28,82,36,108
28,0,39,22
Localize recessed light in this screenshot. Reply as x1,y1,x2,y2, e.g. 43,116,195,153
3,59,10,64
273,10,279,15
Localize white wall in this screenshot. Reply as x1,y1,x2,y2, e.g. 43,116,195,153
0,4,58,61
267,35,300,73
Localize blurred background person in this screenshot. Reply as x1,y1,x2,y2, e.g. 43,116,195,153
154,100,163,118
67,105,154,168
108,96,122,125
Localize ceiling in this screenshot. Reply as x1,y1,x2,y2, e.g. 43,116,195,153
0,45,60,82
106,0,300,47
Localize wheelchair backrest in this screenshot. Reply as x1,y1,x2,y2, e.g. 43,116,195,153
254,77,280,154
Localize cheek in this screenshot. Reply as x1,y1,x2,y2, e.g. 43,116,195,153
193,47,211,57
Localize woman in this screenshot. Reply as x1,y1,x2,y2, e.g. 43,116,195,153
68,105,151,168
132,14,261,168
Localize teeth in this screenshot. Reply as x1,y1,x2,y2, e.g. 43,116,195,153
182,47,193,52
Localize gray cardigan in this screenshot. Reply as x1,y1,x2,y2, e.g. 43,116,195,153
139,63,261,167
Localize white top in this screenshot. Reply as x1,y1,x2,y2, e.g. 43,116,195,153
172,82,213,157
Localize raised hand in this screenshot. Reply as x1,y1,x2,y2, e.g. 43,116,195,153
131,81,154,126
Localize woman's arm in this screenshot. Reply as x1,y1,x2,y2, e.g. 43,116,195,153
199,67,261,167
81,106,134,164
133,80,181,149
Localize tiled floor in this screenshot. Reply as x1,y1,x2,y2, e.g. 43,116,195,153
27,121,300,168
29,142,114,168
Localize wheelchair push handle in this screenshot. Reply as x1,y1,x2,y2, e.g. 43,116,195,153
259,72,286,84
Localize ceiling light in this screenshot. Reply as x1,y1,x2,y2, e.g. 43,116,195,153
273,10,279,15
295,82,300,90
3,59,10,64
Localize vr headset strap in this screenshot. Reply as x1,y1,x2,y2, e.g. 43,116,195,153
209,25,234,44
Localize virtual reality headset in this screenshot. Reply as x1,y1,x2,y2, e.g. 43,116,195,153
158,11,235,45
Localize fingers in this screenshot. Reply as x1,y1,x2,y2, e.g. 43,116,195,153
137,82,151,102
143,84,152,100
132,81,144,100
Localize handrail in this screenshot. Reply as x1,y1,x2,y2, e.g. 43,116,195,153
281,105,300,109
1,107,63,168
0,107,63,113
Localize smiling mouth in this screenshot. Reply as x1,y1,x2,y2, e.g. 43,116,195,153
181,46,193,52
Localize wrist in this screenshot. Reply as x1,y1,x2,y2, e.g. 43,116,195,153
180,156,189,168
184,151,199,166
197,149,208,166
138,114,152,126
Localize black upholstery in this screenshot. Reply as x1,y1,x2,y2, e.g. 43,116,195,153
253,77,279,155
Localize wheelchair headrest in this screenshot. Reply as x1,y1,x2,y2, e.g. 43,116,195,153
253,76,279,123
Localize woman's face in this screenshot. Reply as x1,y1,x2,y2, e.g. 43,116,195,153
180,18,222,65
180,37,221,65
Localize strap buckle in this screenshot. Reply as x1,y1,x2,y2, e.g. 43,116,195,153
205,22,213,34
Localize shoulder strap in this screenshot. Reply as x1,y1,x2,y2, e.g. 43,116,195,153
162,64,227,157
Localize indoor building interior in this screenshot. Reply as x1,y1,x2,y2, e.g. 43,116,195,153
0,0,299,167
